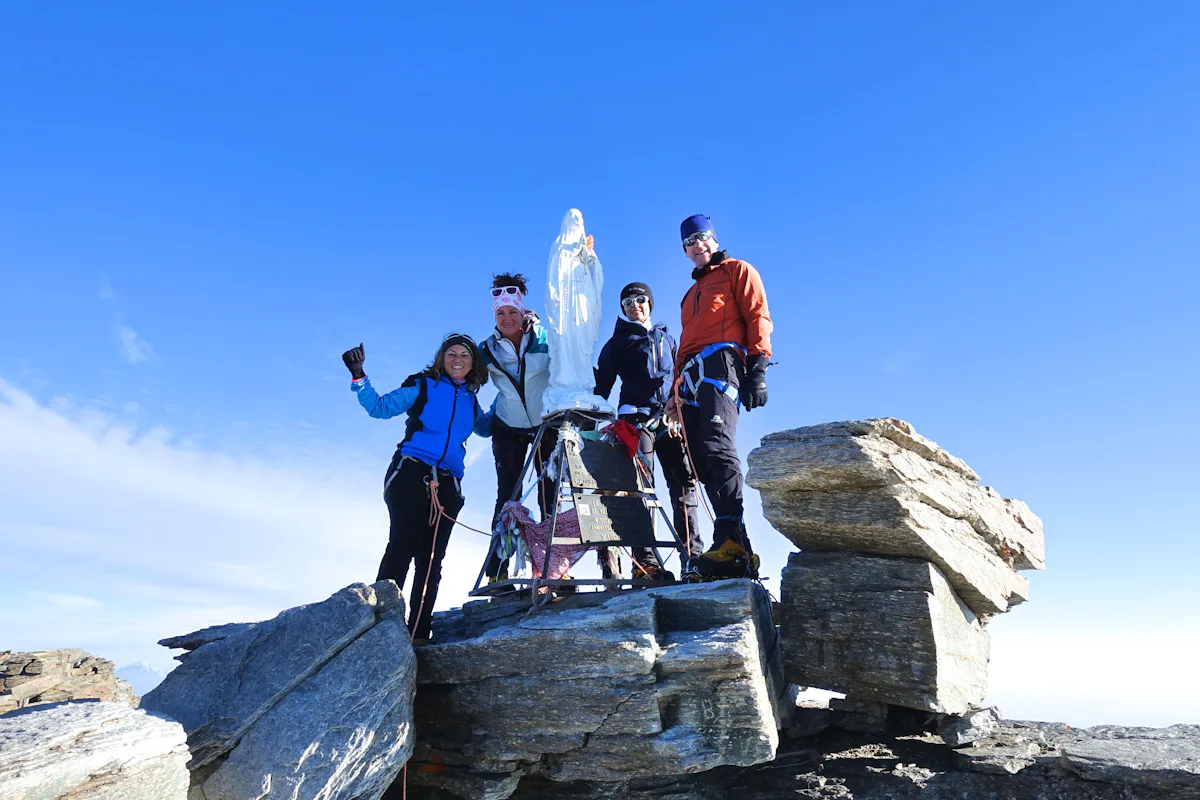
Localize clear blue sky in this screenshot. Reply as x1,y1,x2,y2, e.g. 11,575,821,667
2,3,1197,725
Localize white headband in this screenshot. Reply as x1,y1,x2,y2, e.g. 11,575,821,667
492,289,525,314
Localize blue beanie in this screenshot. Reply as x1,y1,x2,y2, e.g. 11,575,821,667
680,214,714,242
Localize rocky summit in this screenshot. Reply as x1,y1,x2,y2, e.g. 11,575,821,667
3,418,1196,799
408,580,785,799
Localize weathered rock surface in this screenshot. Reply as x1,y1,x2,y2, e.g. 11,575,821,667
1,649,137,715
1060,725,1200,798
939,706,1001,746
145,581,416,800
0,700,189,799
780,551,989,714
402,718,1199,799
747,418,1043,617
407,580,784,800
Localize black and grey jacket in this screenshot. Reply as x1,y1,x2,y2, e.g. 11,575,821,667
594,317,677,418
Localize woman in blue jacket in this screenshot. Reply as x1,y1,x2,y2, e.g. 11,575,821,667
341,334,491,642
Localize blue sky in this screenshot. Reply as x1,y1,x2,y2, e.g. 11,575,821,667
2,3,1197,725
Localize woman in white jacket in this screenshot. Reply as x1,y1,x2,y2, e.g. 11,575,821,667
478,272,555,582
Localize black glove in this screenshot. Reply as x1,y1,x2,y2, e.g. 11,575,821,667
342,343,365,380
740,353,769,410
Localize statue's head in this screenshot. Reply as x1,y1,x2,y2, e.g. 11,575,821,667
559,208,586,245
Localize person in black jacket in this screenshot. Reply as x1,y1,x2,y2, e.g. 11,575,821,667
594,282,701,579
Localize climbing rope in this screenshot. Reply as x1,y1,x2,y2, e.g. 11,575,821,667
671,375,716,524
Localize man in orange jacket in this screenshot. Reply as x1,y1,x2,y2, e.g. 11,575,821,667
672,213,773,580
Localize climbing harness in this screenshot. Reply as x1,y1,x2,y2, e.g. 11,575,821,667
678,341,747,408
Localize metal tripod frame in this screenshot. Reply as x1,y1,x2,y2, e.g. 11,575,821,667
470,409,690,608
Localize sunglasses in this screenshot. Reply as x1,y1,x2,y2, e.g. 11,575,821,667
682,231,714,247
490,286,523,298
621,295,649,308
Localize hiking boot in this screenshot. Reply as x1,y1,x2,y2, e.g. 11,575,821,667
485,564,510,585
633,562,676,582
687,539,760,580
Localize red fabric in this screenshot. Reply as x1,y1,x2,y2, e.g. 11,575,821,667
499,500,588,580
608,419,642,459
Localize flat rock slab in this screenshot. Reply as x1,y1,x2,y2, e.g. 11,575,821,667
1060,725,1200,798
409,580,784,800
147,581,416,800
748,418,1042,618
781,551,988,714
1,649,137,715
0,700,189,799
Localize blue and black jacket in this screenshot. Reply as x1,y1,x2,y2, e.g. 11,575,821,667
594,318,677,417
352,372,492,479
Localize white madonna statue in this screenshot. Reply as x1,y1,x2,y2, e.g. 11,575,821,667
542,208,613,416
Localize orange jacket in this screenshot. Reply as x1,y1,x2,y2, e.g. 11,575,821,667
676,255,773,373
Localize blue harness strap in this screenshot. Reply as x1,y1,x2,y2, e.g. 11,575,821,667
681,342,747,408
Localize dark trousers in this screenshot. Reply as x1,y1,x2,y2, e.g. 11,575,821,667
622,416,702,566
485,420,559,578
379,455,464,641
680,349,749,553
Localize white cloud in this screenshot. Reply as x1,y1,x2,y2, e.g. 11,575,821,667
0,379,493,671
118,325,155,364
40,592,103,609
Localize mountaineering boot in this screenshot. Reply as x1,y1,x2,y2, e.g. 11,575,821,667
686,517,760,580
686,539,759,580
633,561,676,582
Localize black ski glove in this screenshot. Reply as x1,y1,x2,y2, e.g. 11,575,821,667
342,343,365,380
740,353,769,410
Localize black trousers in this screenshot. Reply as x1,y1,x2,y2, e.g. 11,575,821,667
485,420,559,578
379,454,464,641
622,415,703,566
680,349,749,552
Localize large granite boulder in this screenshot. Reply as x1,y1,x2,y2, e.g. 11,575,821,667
143,581,416,800
0,700,189,799
1,649,137,715
408,580,785,800
747,418,1044,618
780,551,988,714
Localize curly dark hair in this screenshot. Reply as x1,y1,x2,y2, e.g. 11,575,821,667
492,272,529,295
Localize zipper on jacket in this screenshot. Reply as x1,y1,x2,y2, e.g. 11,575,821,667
436,381,460,470
487,336,529,406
